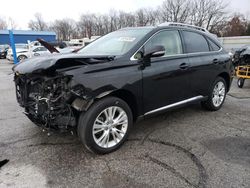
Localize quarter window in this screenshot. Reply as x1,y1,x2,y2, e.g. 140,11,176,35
144,30,183,57
182,31,209,53
207,38,221,51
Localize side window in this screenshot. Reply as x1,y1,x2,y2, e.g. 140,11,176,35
33,47,40,52
207,38,221,51
40,47,47,51
182,31,209,53
144,30,183,57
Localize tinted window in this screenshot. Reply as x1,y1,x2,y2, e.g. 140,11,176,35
78,28,153,56
183,31,209,53
144,30,183,57
33,47,47,52
207,38,220,51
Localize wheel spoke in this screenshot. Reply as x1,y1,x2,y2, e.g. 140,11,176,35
104,109,109,121
113,127,125,134
115,112,127,124
113,128,123,141
107,107,113,119
93,123,105,129
111,131,118,143
96,118,105,125
105,131,110,148
93,127,104,134
97,131,107,145
111,107,117,119
100,131,109,147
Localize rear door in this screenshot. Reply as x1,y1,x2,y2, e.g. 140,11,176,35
181,30,221,97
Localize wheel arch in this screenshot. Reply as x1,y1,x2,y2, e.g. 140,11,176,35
107,89,138,122
217,72,231,92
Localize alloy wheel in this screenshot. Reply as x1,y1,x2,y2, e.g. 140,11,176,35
212,81,226,107
92,106,128,148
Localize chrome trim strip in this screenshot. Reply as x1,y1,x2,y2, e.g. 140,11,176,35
144,95,204,116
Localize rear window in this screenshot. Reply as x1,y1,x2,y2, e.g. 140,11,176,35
182,31,209,53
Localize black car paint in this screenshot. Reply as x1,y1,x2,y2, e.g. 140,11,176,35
13,26,232,122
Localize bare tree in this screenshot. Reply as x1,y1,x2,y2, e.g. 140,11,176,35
28,13,48,31
223,14,248,36
50,19,76,40
7,17,18,29
21,0,231,40
78,14,96,38
189,0,228,30
159,0,191,23
0,17,7,30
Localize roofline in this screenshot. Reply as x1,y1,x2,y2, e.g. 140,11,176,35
0,30,56,36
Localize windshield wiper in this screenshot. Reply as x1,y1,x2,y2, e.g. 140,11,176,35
92,56,115,61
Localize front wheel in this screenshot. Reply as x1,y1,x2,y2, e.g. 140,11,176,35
18,55,27,62
77,97,133,154
201,77,227,111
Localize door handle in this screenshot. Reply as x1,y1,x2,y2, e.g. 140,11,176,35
179,63,189,70
213,59,219,64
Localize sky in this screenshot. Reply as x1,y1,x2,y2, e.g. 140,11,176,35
0,0,249,29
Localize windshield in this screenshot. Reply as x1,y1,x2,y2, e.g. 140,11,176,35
78,28,153,56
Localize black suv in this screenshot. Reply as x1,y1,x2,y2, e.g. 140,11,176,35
13,23,233,154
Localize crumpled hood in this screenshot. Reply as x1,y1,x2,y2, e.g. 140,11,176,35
13,53,114,74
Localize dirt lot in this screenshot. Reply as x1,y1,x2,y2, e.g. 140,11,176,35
0,59,250,188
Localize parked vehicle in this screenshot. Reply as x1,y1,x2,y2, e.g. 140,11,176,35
13,23,233,154
231,45,250,88
7,46,51,62
7,43,28,61
232,45,250,67
0,45,9,59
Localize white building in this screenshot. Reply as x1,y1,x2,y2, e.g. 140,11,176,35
218,36,250,51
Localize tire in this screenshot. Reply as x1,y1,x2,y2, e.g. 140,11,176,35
237,78,245,88
77,97,133,154
201,77,227,111
18,55,27,62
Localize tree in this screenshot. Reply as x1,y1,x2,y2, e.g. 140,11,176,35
223,15,248,36
28,13,48,31
190,0,228,29
246,23,250,35
159,0,191,23
0,17,7,30
50,19,76,40
7,17,18,29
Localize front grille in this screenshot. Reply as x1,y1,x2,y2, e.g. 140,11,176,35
15,75,29,107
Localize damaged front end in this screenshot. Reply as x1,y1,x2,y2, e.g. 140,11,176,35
15,73,78,131
13,54,115,133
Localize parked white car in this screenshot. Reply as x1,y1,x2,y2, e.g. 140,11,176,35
6,44,28,61
7,46,50,62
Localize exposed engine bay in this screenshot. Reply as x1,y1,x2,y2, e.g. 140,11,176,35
14,73,83,131
12,54,117,133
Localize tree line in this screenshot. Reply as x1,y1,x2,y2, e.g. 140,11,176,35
1,0,250,40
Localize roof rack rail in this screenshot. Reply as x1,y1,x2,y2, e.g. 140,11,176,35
158,22,209,33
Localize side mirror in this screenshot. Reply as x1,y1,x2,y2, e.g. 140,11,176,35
144,45,165,59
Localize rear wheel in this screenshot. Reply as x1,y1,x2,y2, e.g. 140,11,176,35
78,97,133,154
201,77,227,111
237,78,245,88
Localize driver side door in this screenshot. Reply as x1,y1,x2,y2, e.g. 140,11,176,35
141,29,193,114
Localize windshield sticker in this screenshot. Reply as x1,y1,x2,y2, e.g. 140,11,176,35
118,37,136,42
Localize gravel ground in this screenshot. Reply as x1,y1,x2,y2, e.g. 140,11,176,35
0,59,250,188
